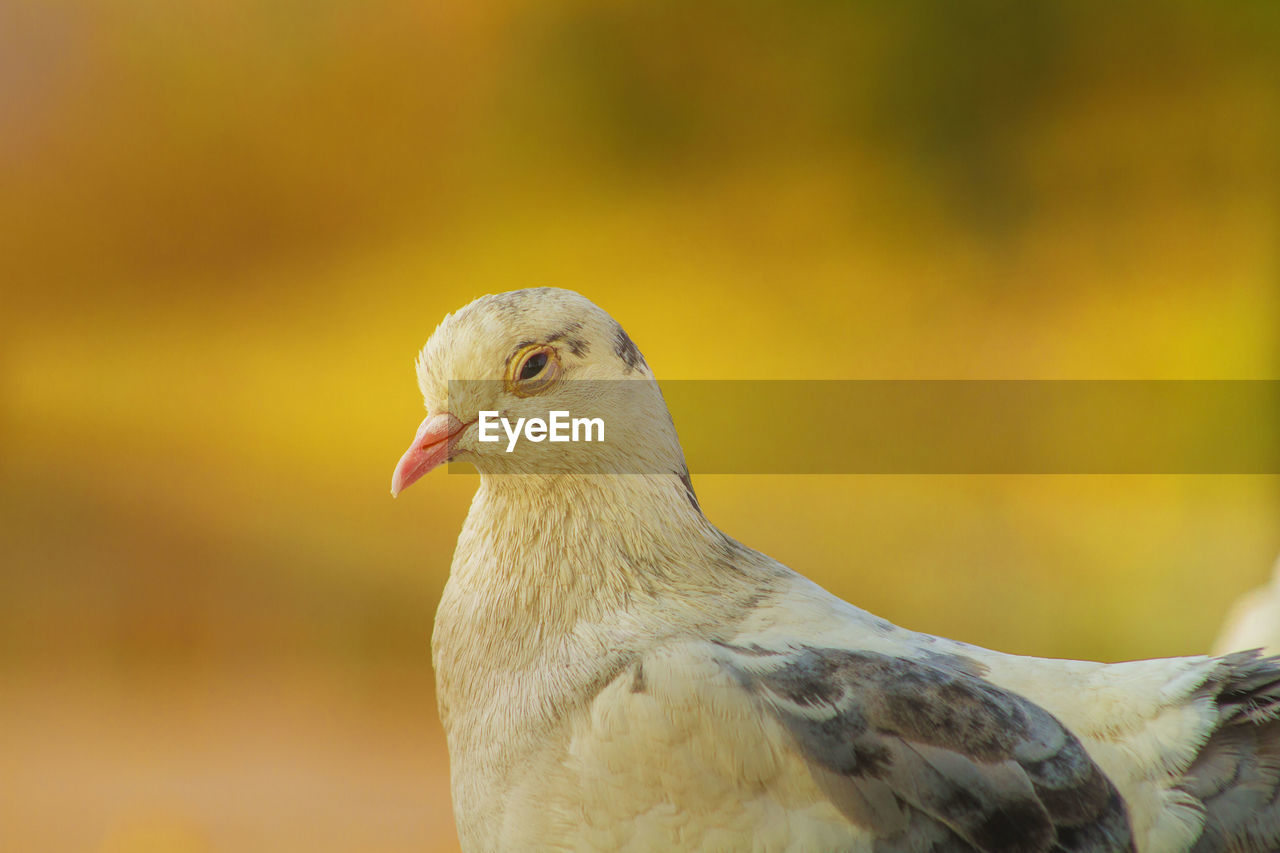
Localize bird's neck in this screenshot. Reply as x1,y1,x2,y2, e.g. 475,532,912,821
440,471,766,655
432,471,783,748
466,471,721,592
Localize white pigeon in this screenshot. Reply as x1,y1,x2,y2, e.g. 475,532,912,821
391,287,1280,853
1214,557,1280,656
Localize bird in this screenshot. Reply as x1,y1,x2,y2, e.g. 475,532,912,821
390,287,1280,853
1213,556,1280,656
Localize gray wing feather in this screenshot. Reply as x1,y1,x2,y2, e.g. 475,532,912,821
1183,651,1280,853
720,645,1134,853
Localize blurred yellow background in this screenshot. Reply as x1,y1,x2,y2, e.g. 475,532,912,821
2,1,1277,850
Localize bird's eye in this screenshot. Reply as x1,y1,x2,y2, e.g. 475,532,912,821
506,344,561,396
520,351,548,381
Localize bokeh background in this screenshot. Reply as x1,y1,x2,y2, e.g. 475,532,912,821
3,1,1278,850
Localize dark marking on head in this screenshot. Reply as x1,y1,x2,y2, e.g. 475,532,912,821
548,320,582,337
613,323,645,371
480,289,579,336
483,290,537,323
546,321,590,357
677,466,701,514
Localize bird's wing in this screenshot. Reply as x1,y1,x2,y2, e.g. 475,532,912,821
1174,650,1280,852
716,642,1136,853
738,570,1280,851
560,638,1135,852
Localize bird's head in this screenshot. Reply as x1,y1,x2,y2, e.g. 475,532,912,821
391,287,684,494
